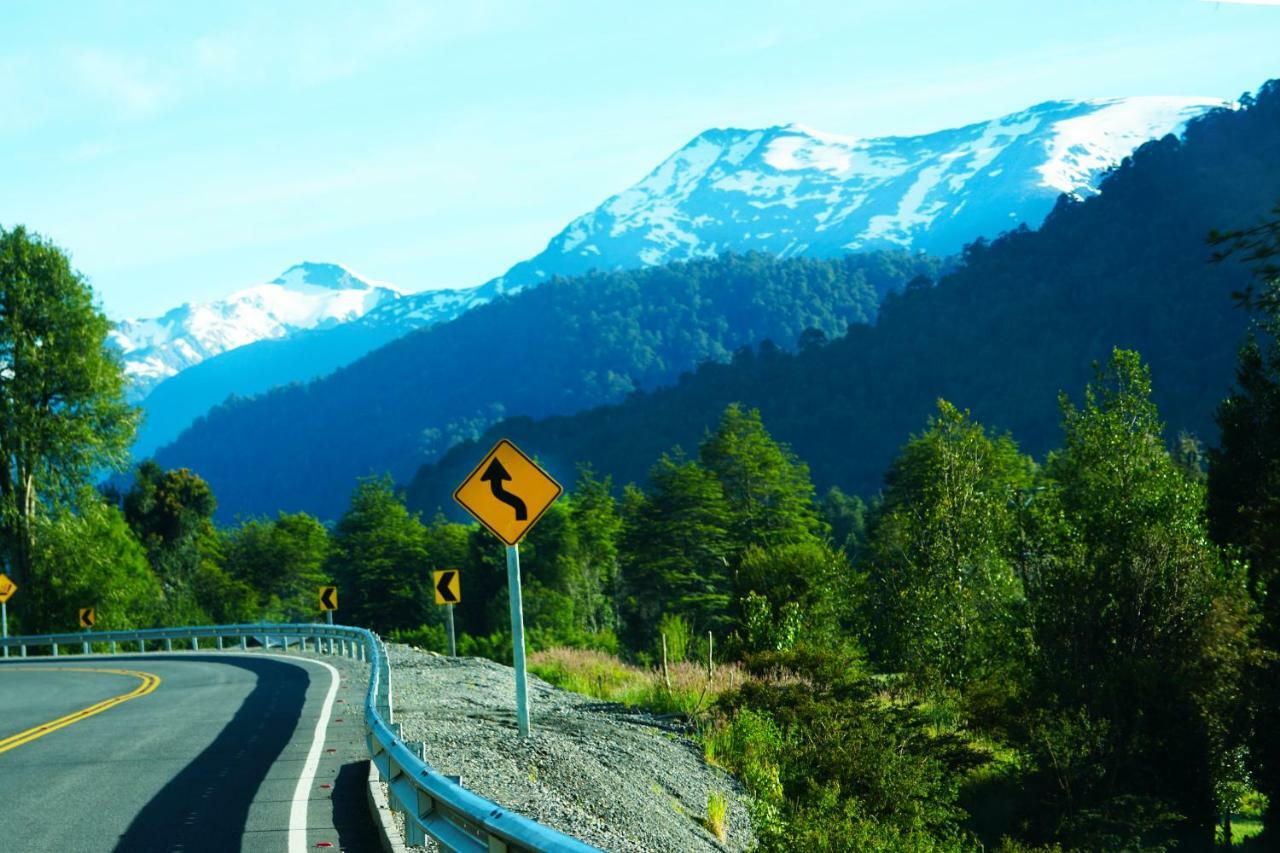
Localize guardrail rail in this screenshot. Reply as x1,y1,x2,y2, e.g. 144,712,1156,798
0,622,599,853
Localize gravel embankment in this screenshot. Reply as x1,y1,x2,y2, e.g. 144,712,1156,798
388,644,755,852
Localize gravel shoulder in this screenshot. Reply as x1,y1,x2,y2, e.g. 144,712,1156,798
388,644,755,853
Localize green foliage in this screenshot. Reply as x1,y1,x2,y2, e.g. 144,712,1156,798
619,452,734,645
820,486,867,554
1016,349,1252,848
25,492,162,633
160,250,941,520
327,476,431,633
123,461,225,622
713,645,981,851
1207,201,1280,837
658,611,691,662
221,511,331,620
411,81,1280,529
864,400,1033,693
0,225,137,592
699,404,825,550
619,405,833,652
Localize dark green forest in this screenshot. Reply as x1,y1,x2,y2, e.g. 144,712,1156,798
153,250,941,521
406,81,1280,518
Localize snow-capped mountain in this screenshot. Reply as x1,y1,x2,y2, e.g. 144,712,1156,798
133,94,1229,461
487,97,1230,290
112,262,403,398
130,279,490,458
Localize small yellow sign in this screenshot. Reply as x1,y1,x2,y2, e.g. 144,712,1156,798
453,439,562,546
0,573,16,604
78,608,95,629
319,586,338,611
433,570,461,605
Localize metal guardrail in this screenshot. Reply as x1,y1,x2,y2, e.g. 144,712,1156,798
0,623,599,853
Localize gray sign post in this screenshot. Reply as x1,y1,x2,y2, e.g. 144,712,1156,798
506,544,530,738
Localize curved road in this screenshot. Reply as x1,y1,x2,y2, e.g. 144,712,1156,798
0,653,379,852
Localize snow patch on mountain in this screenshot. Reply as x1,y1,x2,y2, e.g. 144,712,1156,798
485,96,1230,291
112,262,402,398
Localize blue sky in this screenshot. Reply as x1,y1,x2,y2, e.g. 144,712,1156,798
2,0,1277,318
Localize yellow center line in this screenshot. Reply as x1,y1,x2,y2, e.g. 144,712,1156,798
0,667,161,755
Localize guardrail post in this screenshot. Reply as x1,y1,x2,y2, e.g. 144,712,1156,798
239,635,247,651
19,644,26,657
216,636,224,650
82,640,89,654
110,640,117,654
190,637,198,651
164,638,172,651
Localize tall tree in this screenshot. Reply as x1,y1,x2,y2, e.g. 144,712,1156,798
222,512,331,621
123,461,234,624
0,226,136,584
327,476,430,633
1207,202,1280,835
619,453,734,648
863,400,1033,692
1018,350,1251,848
699,404,825,552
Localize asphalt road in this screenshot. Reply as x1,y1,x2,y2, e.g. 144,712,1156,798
0,652,380,852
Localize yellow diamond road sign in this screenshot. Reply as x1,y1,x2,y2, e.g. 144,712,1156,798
79,608,95,628
319,586,338,611
433,570,461,605
454,439,563,546
0,573,16,603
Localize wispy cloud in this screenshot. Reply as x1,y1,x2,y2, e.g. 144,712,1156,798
72,50,170,115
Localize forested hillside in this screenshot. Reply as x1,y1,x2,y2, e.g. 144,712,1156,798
406,81,1279,516
154,251,939,520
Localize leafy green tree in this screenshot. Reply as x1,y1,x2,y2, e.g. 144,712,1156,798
222,512,331,620
327,476,430,633
0,226,137,586
736,541,856,654
25,491,162,633
1017,350,1251,848
699,404,824,551
122,461,226,623
1207,204,1280,835
863,400,1033,692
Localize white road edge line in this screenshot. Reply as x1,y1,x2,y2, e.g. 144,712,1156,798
277,654,342,853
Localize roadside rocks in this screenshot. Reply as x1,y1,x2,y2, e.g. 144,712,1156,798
387,644,754,853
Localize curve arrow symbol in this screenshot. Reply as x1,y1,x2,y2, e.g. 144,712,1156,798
480,459,528,521
436,571,459,604
320,587,336,610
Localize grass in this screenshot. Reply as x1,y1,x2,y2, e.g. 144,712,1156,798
706,791,729,842
528,646,744,716
1218,817,1263,846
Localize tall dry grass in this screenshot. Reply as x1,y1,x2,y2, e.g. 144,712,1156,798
529,646,745,716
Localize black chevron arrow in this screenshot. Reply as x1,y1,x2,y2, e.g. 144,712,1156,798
436,571,459,603
480,458,527,521
320,587,336,610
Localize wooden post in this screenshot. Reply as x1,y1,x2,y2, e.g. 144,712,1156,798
707,631,714,680
661,632,672,692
